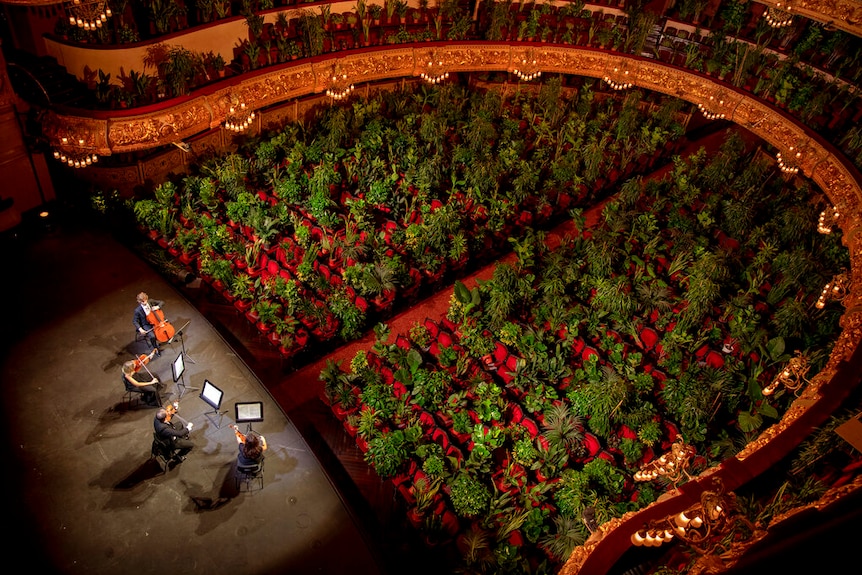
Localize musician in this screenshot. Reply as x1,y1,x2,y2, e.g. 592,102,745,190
122,357,163,407
230,424,267,466
133,292,164,353
154,405,194,462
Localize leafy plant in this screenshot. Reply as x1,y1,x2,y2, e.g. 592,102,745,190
448,472,491,517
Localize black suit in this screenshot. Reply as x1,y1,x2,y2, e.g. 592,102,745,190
133,299,164,349
154,414,193,458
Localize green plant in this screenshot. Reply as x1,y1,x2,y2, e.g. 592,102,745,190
364,429,409,477
409,322,431,348
202,256,234,285
147,0,186,35
448,472,491,518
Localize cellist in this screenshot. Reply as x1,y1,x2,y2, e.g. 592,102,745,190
133,292,165,354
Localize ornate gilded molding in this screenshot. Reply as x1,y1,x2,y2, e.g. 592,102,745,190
0,0,60,5
756,0,862,37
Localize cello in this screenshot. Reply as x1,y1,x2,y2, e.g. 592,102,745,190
146,304,176,343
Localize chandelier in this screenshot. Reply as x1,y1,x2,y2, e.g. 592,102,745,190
630,481,734,555
634,439,696,486
815,271,851,309
764,4,793,28
776,145,801,174
64,0,113,31
224,94,256,133
325,64,355,100
697,94,728,120
762,351,810,396
603,63,634,91
52,135,99,169
817,206,841,234
420,52,450,84
513,50,541,82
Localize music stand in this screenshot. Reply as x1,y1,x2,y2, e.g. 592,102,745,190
235,401,264,434
169,320,196,364
200,379,228,429
172,351,198,399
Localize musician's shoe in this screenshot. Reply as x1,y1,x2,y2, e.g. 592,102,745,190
174,454,187,463
155,348,162,357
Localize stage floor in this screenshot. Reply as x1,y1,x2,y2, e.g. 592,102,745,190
0,213,384,575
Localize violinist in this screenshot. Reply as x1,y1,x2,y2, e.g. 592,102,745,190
230,424,267,467
155,403,194,462
133,292,165,354
122,352,163,407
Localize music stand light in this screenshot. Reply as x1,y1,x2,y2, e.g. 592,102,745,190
235,401,264,433
200,379,227,428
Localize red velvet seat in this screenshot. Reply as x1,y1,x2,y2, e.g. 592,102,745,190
519,417,538,439
639,327,659,350
705,350,725,369
432,427,450,450
423,318,440,338
507,402,524,424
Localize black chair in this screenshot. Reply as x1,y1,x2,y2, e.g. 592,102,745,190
123,374,161,408
235,458,264,492
123,375,148,408
151,432,178,473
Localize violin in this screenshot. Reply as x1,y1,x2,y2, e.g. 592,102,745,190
165,402,179,423
146,304,176,343
229,424,246,444
133,348,158,374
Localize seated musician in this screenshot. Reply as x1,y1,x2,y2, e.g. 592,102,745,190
154,403,194,462
230,424,267,467
133,292,165,353
122,352,163,407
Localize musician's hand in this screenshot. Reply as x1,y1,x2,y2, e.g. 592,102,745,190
139,327,146,333
229,424,238,431
153,305,160,311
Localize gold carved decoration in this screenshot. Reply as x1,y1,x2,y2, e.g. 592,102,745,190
757,0,862,37
107,102,209,151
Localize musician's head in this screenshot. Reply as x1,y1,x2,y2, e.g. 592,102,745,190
243,433,264,458
156,408,168,422
137,292,149,304
122,361,136,375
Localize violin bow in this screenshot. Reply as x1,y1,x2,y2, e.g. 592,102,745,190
134,349,157,378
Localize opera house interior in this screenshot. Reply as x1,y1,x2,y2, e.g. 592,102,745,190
1,0,861,574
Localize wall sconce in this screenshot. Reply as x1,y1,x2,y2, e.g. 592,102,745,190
697,94,727,120
513,50,541,82
762,351,810,396
326,63,355,100
817,206,840,234
814,272,850,309
224,94,256,133
634,439,696,485
420,51,450,84
64,0,112,31
776,145,801,174
52,135,99,168
631,481,732,555
764,4,794,28
603,63,634,91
